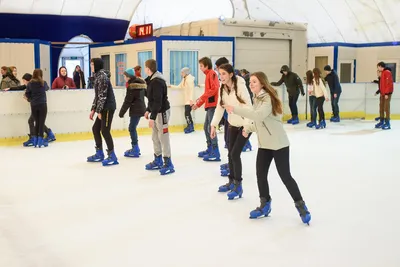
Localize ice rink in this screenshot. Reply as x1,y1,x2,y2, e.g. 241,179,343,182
1,120,399,267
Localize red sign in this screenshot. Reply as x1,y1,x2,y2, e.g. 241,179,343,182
136,23,153,38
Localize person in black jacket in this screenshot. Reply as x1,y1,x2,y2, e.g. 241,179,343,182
87,58,118,166
144,59,174,175
119,68,147,158
25,69,49,148
271,65,305,124
324,65,342,122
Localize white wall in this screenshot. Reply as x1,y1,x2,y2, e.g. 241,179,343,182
40,44,51,84
0,42,35,81
90,41,156,86
307,46,334,70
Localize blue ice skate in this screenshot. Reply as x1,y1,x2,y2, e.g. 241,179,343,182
218,180,234,192
287,117,293,124
242,140,252,152
382,119,391,130
36,137,48,148
375,116,380,121
102,150,119,166
220,163,229,170
295,200,311,225
306,121,316,128
124,145,141,158
87,147,105,162
220,168,229,177
46,129,56,142
331,116,340,122
227,181,243,200
250,198,271,219
145,154,163,170
198,145,211,158
23,135,35,147
184,124,194,134
291,117,299,125
203,146,221,162
375,119,384,128
160,157,175,175
316,120,326,129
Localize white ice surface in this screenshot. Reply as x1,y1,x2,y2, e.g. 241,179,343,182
1,120,400,267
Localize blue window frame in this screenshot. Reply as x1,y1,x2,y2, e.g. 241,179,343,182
169,51,198,86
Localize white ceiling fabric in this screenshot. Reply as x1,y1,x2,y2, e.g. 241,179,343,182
1,0,399,43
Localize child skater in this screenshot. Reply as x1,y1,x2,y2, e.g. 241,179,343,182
25,69,49,148
143,59,175,175
168,67,195,134
210,63,252,200
87,58,118,166
312,68,329,129
119,68,147,157
192,57,220,161
305,70,318,128
224,71,311,225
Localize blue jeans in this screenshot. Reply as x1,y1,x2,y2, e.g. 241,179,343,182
309,96,317,122
331,92,341,117
204,107,218,147
129,116,141,146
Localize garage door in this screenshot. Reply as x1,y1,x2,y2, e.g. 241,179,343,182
235,38,290,82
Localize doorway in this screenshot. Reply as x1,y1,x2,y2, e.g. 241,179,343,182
62,57,84,79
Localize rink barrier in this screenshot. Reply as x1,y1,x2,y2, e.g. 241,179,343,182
0,83,399,146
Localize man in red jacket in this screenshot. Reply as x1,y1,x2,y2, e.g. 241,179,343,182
376,62,394,130
192,57,221,161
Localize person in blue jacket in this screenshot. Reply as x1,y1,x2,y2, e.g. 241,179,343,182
324,65,342,122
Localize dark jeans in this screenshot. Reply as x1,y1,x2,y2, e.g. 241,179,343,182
256,146,303,202
184,105,193,125
129,116,141,146
204,107,218,147
31,103,47,137
309,96,317,122
92,109,115,151
331,92,341,117
28,113,50,136
288,92,300,117
228,126,250,182
224,120,230,145
316,97,325,122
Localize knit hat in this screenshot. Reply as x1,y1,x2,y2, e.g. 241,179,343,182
124,68,135,78
181,67,190,75
324,65,332,71
22,73,32,81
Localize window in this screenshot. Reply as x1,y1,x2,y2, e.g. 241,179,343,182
169,51,198,86
340,63,352,83
115,53,127,86
138,51,153,77
101,55,110,71
385,63,397,82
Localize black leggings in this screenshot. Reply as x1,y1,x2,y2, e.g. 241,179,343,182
316,97,325,122
256,146,303,202
28,114,49,136
184,105,193,125
92,109,115,151
228,126,250,182
31,104,47,137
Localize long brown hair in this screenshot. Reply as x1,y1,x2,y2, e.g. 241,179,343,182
31,69,44,85
312,68,322,85
218,63,246,106
306,70,313,85
251,72,282,116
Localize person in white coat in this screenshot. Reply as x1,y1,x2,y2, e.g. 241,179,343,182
312,68,330,129
209,63,252,200
224,71,311,225
169,67,195,133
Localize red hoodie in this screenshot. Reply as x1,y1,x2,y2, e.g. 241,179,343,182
196,69,219,109
51,67,77,89
380,68,394,95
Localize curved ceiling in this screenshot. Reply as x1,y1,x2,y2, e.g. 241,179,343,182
1,0,399,43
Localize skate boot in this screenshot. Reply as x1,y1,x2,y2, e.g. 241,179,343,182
375,116,380,121
184,124,194,134
220,163,229,170
331,116,340,122
145,154,163,170
218,179,234,192
295,200,311,225
220,168,229,177
382,119,391,130
287,117,294,124
102,149,119,166
198,145,211,158
87,147,105,162
36,137,48,148
203,146,221,162
306,121,316,128
249,197,272,219
23,135,35,147
291,116,299,125
375,118,384,129
242,140,252,152
124,144,141,158
32,136,38,148
227,180,243,200
46,129,56,142
160,157,175,175
316,120,326,129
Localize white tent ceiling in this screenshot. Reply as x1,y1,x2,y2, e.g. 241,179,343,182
1,0,399,43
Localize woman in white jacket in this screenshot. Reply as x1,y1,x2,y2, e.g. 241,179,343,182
312,68,330,129
210,63,252,200
169,67,195,133
224,71,311,225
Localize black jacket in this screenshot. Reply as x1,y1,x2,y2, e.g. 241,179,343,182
324,70,342,94
91,70,116,112
119,77,147,118
73,71,86,89
271,65,304,96
26,81,49,106
145,71,170,120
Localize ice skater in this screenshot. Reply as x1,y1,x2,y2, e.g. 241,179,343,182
87,58,118,166
305,70,317,128
324,65,342,122
375,62,393,130
224,71,311,225
312,68,329,129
